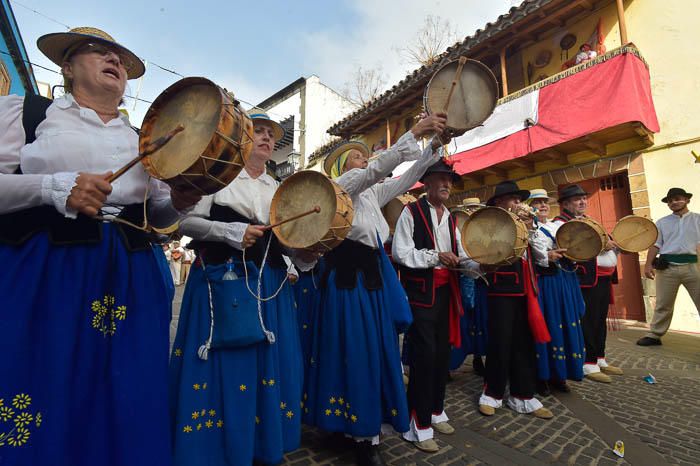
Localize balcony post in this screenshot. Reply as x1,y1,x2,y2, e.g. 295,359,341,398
386,118,391,147
615,0,629,45
500,47,509,97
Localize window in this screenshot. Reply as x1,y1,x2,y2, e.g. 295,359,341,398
600,173,627,191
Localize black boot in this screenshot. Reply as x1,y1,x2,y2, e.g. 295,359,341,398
536,380,551,397
355,441,386,466
472,356,485,377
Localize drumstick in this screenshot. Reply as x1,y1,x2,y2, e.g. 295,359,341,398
262,206,321,231
107,125,185,183
442,56,468,113
430,56,468,152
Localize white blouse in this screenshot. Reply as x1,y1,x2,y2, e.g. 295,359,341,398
0,94,175,223
392,198,480,276
334,131,440,248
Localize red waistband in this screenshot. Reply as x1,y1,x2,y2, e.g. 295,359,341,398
434,268,450,287
597,266,616,276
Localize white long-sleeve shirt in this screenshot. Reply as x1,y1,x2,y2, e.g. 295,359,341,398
392,199,480,277
0,94,177,226
334,131,440,248
180,168,297,275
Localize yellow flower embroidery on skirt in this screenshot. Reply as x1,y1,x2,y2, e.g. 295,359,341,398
0,393,42,448
91,295,127,337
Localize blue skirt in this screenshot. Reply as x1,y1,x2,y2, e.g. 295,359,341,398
304,270,409,437
449,278,488,370
535,270,586,381
169,261,302,466
293,264,322,377
0,225,171,466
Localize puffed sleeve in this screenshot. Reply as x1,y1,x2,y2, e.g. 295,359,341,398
0,95,51,214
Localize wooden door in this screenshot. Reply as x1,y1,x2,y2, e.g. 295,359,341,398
560,173,645,321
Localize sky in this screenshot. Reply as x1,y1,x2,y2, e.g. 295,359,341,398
11,0,520,126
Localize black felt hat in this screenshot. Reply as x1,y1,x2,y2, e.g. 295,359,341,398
557,184,588,203
662,187,693,203
420,158,461,183
486,181,530,206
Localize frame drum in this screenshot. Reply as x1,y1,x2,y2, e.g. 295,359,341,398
461,207,529,265
270,171,354,253
612,215,658,253
140,77,253,195
423,58,499,132
382,194,416,234
556,218,608,261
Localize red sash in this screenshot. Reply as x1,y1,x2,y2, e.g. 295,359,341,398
434,268,464,348
522,259,551,344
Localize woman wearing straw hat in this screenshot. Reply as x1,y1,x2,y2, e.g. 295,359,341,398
170,108,304,466
304,113,450,465
0,27,198,465
527,189,585,396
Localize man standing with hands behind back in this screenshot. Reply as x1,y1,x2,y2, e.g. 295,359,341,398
638,188,700,346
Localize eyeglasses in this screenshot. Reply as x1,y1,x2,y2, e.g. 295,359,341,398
65,42,134,71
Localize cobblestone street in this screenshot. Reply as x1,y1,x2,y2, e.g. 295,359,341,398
171,287,700,465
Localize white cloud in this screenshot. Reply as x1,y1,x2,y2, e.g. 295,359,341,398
300,0,515,93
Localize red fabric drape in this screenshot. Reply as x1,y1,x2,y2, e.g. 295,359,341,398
451,52,659,176
522,260,551,344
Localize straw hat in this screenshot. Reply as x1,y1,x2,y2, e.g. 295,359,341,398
323,140,369,177
526,188,551,204
37,27,145,79
246,107,285,142
461,197,482,208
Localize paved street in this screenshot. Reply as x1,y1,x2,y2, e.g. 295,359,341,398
171,286,700,465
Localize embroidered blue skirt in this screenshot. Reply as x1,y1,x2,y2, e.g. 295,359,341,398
449,277,489,370
304,265,410,438
0,225,171,466
169,261,302,466
293,265,322,377
535,270,586,381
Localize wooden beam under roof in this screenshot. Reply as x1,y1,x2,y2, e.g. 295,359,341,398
582,135,607,156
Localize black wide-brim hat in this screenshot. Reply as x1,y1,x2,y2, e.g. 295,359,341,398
557,184,588,203
420,158,461,184
662,187,693,203
486,181,530,206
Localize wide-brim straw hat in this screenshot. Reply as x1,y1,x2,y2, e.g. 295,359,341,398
246,107,285,142
323,140,369,177
462,197,482,208
526,188,551,204
37,27,145,79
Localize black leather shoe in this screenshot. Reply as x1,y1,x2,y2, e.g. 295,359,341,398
355,442,386,466
550,379,570,393
637,336,662,346
473,356,485,377
536,380,551,397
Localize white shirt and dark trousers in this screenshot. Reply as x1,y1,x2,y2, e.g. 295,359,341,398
392,196,477,442
645,211,700,340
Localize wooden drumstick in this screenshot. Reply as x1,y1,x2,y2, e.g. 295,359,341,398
442,56,468,113
263,206,321,231
107,125,185,183
430,56,468,151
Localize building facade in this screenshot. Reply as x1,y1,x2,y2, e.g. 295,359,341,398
0,0,38,95
321,0,700,333
256,75,355,179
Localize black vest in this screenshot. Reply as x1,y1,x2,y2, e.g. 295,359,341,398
0,95,151,251
322,238,382,290
399,198,458,307
187,203,286,269
486,258,528,296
